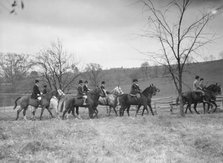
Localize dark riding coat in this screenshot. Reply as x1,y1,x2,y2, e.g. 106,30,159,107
42,88,48,94
100,85,108,97
83,85,90,93
77,85,85,98
130,83,141,95
31,84,41,99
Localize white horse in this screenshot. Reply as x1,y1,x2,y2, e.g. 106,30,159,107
98,86,124,116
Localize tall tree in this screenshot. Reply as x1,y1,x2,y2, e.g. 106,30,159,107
33,40,80,91
85,63,103,87
0,53,31,90
141,0,222,116
140,61,150,79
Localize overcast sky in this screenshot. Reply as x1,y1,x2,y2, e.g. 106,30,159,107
0,0,223,69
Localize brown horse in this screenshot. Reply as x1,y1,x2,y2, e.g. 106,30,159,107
13,90,60,120
61,87,103,119
178,83,221,114
119,84,159,117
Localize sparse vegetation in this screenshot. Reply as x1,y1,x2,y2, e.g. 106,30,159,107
1,108,223,162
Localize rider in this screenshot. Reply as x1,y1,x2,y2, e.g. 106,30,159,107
42,85,48,94
31,79,41,100
77,80,87,105
199,78,205,90
83,80,90,93
100,81,109,97
130,79,141,99
113,85,123,105
193,75,206,102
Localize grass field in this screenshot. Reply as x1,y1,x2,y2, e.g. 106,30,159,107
1,106,223,163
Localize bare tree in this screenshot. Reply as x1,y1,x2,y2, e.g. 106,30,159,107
0,0,24,14
141,0,222,116
33,40,81,91
0,53,31,90
140,61,150,79
85,63,103,87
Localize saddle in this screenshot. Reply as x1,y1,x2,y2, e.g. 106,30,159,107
129,94,140,101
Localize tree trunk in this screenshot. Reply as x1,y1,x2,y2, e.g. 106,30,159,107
178,93,185,117
178,73,185,117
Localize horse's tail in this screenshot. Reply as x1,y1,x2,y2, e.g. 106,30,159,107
13,97,21,110
58,99,65,112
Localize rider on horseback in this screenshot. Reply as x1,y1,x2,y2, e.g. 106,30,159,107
31,79,41,100
130,79,141,99
83,80,90,93
42,85,48,94
100,81,108,97
193,76,206,102
77,80,87,105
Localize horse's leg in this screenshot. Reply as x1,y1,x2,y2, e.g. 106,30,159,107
127,105,130,116
46,107,54,118
76,106,82,119
148,103,154,116
113,106,118,116
135,105,141,117
16,107,23,120
188,103,193,114
193,103,200,114
119,106,123,116
212,102,217,113
94,107,99,118
23,108,27,121
39,107,45,120
203,102,206,114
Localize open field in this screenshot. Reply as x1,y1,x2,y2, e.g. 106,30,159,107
1,106,223,163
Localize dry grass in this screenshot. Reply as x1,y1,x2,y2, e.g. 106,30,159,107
1,107,223,163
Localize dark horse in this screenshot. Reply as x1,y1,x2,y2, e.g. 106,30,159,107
60,87,103,119
13,90,59,120
119,84,160,117
179,83,221,114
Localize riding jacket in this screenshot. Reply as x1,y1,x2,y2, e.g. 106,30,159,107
42,88,48,94
193,79,202,91
31,84,41,99
83,84,90,93
77,85,85,98
130,83,141,95
100,85,107,97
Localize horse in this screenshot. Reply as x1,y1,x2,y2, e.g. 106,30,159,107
13,89,61,120
61,87,103,119
179,83,221,114
119,84,160,117
98,86,124,116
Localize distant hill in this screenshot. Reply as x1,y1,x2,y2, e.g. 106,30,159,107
102,59,223,98
0,59,222,106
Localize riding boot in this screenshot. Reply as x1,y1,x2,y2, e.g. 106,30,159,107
202,96,207,103
83,99,86,105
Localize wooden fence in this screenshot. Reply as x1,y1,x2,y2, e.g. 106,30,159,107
152,95,223,113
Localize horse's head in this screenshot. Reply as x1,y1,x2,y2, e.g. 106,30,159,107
57,89,65,98
111,86,124,96
150,84,160,95
206,83,222,95
142,84,160,97
90,86,104,97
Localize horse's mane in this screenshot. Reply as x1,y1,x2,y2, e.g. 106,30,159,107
142,86,151,96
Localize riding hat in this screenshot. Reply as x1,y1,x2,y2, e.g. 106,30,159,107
84,80,88,83
133,79,138,82
79,80,83,84
101,81,105,84
35,79,39,83
195,75,199,79
44,85,47,88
